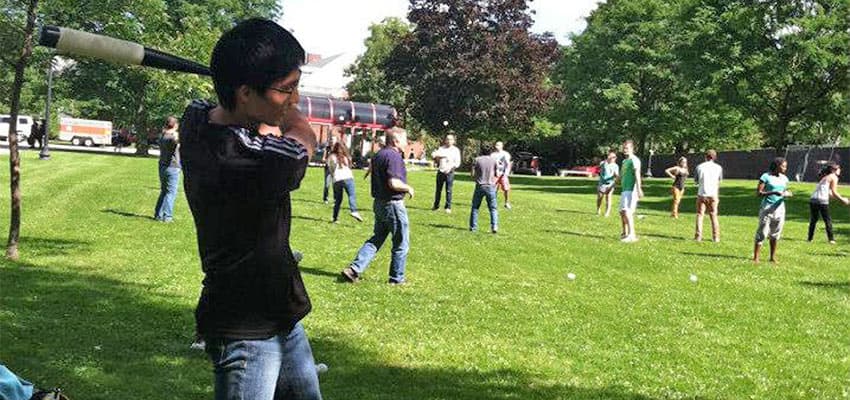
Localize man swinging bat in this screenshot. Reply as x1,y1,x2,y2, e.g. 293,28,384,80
41,19,323,399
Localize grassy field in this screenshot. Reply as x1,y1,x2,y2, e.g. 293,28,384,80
1,150,848,399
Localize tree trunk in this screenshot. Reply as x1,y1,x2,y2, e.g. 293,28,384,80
6,0,40,261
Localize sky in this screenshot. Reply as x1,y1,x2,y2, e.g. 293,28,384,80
279,0,604,57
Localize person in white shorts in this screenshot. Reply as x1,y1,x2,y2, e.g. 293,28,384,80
618,140,643,242
753,157,792,264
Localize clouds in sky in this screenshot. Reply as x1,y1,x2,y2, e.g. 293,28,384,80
279,0,604,56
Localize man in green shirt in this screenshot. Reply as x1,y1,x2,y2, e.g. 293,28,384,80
619,140,643,242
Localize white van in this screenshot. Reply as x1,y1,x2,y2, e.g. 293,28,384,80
0,114,34,142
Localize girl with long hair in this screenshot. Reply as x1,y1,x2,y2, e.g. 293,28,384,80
328,141,363,223
808,162,850,243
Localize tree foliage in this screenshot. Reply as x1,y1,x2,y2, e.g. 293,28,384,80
385,0,560,140
553,0,850,164
346,17,411,108
678,0,850,149
1,0,281,150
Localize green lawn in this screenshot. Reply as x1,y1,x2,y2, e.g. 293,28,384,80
1,150,848,399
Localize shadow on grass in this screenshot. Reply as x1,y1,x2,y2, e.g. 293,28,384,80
298,265,341,279
1,261,665,399
543,229,608,240
681,252,750,260
310,334,661,400
424,223,469,232
555,208,598,216
101,208,155,220
18,236,93,257
799,281,850,294
292,215,331,224
0,261,206,399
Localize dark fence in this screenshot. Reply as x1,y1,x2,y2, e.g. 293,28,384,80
649,147,850,184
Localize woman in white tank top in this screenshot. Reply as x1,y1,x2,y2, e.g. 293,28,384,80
808,162,849,243
328,142,364,223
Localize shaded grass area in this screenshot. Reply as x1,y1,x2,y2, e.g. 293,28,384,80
1,151,849,399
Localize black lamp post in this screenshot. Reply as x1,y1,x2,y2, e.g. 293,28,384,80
39,57,54,160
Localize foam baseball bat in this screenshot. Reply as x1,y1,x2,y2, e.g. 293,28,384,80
39,25,211,76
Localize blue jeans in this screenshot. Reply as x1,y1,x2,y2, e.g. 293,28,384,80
470,185,499,231
350,200,410,283
433,171,454,209
154,165,180,221
205,323,322,400
332,178,358,220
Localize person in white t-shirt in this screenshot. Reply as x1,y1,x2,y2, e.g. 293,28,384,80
490,140,513,209
431,133,461,213
327,142,363,223
694,150,723,242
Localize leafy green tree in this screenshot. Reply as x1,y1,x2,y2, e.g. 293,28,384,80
346,17,411,108
385,0,560,141
678,0,850,149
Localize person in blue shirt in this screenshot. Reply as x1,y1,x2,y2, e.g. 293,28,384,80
753,157,792,264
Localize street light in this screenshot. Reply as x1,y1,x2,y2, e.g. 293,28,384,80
39,56,55,160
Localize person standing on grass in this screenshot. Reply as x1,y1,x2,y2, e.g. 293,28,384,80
753,157,792,264
322,133,340,204
154,116,180,222
596,151,619,217
808,162,850,244
179,19,322,399
665,157,689,219
491,140,513,210
694,150,723,242
470,145,499,233
342,128,414,285
431,133,461,213
328,141,363,223
619,140,643,242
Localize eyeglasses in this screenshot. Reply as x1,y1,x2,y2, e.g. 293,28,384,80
267,84,299,95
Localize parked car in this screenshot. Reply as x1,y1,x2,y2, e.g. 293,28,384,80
0,114,33,143
513,152,543,176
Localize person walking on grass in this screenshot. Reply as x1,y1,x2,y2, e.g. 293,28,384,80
694,150,723,242
619,140,643,243
154,116,180,222
342,128,414,285
431,133,461,213
808,162,850,244
665,157,689,219
470,145,499,233
596,151,619,217
322,133,340,204
753,157,792,264
491,140,513,210
328,141,363,223
180,19,322,399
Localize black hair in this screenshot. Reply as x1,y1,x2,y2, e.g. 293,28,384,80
818,162,840,179
479,144,493,156
210,18,305,110
768,157,786,174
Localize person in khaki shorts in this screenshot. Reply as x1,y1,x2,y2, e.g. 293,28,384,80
694,150,723,242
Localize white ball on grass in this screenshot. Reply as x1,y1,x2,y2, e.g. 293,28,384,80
689,274,698,283
567,273,576,280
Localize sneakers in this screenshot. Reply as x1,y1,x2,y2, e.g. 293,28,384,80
388,279,406,286
620,235,638,243
341,266,359,283
445,208,452,214
491,226,498,234
504,203,512,210
190,339,206,351
350,211,364,222
293,250,303,264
